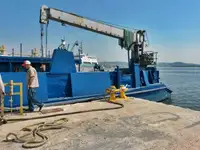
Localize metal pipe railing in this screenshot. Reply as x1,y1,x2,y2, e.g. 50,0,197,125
1,80,23,116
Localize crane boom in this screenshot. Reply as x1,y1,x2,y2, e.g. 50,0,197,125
40,5,125,39
39,5,149,69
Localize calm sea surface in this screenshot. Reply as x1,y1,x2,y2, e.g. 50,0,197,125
159,67,200,111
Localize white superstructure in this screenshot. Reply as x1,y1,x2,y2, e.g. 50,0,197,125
74,53,98,65
74,53,98,72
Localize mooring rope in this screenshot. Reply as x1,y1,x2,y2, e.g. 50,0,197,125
3,98,124,148
5,118,68,148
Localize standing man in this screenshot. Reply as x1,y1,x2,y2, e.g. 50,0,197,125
22,60,43,112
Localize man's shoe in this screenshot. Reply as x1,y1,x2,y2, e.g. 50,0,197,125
39,104,44,111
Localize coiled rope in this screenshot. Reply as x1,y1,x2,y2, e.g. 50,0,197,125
3,98,124,148
5,118,68,148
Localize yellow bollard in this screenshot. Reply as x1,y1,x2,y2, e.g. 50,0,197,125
106,85,129,101
9,80,13,113
19,83,23,115
106,88,115,101
119,85,128,100
1,94,4,117
106,86,119,101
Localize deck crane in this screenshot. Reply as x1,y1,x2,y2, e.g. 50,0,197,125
70,40,79,52
39,5,150,70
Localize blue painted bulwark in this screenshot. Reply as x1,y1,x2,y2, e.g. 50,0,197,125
50,49,76,74
120,75,132,88
71,72,111,97
142,70,150,86
134,64,140,88
131,64,140,88
37,73,48,102
155,70,160,83
47,74,71,98
126,83,172,102
109,72,117,87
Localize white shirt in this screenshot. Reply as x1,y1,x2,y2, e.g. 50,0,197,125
26,66,39,88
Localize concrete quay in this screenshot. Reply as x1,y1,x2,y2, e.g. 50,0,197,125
0,98,200,150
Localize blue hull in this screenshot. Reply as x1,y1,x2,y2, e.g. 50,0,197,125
126,83,171,102
1,50,172,108
43,83,172,107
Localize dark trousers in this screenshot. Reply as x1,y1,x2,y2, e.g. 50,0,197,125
28,88,42,111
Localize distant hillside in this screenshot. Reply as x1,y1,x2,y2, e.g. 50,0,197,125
158,62,200,67
99,61,200,68
99,61,128,68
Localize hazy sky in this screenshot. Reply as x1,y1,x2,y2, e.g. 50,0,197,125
1,0,200,63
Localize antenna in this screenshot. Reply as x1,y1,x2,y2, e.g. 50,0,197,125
40,24,44,57
67,44,70,50
20,43,22,57
70,40,79,52
45,23,48,57
58,38,67,50
79,41,83,54
12,48,14,56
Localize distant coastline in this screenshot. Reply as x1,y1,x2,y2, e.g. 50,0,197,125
99,61,200,68
157,62,200,67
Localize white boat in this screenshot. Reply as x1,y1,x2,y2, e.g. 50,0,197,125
67,40,101,72
74,53,99,72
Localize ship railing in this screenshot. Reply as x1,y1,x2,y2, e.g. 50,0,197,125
1,80,23,117
140,51,158,67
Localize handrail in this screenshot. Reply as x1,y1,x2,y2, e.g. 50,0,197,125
1,80,23,116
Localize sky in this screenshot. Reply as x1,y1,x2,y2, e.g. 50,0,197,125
1,0,200,63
